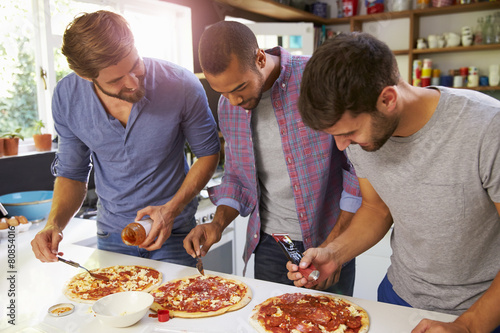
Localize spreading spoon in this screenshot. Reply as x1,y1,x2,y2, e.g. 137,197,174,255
57,256,110,282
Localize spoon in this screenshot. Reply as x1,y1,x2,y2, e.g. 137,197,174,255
57,256,110,282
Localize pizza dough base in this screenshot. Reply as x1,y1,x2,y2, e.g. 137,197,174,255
150,274,252,318
63,265,162,304
249,292,369,333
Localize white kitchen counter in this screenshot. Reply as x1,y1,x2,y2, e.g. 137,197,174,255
0,218,457,333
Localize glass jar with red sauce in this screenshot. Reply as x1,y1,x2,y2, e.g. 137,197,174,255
121,218,153,246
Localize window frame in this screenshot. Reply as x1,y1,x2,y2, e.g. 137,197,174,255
30,0,193,137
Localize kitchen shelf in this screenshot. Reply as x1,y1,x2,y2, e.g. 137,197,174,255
213,0,330,25
393,49,410,55
412,44,500,54
215,0,500,25
462,86,500,91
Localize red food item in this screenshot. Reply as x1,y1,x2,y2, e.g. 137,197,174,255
158,309,169,322
250,293,369,333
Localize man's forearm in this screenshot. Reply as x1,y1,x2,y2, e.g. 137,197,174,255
168,153,219,213
326,204,393,265
211,204,240,232
47,176,88,230
319,210,355,248
454,271,500,333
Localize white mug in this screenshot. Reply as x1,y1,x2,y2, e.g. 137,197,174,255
490,65,500,86
445,32,461,47
467,74,479,87
437,35,446,48
453,75,463,88
417,38,427,49
428,35,438,48
462,34,473,47
461,26,472,37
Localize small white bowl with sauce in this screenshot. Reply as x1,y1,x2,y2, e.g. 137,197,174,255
48,303,75,317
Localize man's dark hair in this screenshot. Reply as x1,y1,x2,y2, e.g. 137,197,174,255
199,21,259,75
299,32,400,131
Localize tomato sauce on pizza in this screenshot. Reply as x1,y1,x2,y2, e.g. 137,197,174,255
250,293,369,333
150,275,252,318
63,265,162,303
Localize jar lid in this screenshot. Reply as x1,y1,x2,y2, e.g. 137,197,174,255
158,309,170,322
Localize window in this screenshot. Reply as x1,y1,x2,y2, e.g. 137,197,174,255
0,0,192,139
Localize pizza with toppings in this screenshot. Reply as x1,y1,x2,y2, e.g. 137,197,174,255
250,293,369,333
150,274,252,318
63,265,162,303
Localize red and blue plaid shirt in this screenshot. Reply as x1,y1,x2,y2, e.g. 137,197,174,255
208,47,360,265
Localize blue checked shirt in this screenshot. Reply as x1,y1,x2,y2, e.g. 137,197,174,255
208,47,361,265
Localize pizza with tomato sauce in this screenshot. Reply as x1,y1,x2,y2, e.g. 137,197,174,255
63,265,162,303
250,293,369,333
150,274,252,318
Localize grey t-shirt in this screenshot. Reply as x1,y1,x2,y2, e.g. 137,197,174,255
347,86,500,315
251,90,302,241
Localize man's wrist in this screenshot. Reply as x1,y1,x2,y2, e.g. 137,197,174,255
324,241,347,268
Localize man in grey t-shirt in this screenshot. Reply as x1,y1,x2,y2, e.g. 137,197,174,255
287,32,500,333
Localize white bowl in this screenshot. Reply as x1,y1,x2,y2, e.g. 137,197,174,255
92,291,154,328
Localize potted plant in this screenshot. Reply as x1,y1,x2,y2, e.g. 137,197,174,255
32,120,52,152
1,128,24,156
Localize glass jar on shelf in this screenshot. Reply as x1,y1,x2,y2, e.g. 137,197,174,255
483,15,494,45
493,12,500,44
474,17,484,46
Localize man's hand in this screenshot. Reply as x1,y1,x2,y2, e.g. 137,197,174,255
412,319,470,333
136,203,179,251
286,246,341,289
31,225,64,262
183,223,224,258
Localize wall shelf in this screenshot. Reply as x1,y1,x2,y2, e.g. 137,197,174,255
213,0,330,25
413,44,500,54
215,0,500,90
215,0,500,25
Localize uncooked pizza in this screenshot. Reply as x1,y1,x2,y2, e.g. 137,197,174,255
63,265,162,303
250,293,369,333
150,274,252,318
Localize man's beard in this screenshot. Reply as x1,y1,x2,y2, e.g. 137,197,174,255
239,70,265,110
239,90,263,110
362,111,399,152
93,76,145,103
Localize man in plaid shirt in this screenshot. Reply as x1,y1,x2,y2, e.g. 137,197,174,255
183,21,361,295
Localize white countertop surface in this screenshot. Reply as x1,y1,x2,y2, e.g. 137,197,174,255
0,218,457,333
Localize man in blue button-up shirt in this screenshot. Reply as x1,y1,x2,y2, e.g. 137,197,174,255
31,11,220,266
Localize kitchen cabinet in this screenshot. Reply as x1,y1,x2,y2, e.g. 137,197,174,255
214,0,500,89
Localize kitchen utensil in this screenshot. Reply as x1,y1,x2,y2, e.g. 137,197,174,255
0,203,8,217
58,256,109,281
196,256,205,276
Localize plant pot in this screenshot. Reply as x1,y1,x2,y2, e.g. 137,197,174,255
33,134,52,152
4,137,19,156
0,138,4,157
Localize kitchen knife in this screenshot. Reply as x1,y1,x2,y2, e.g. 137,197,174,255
196,256,205,276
